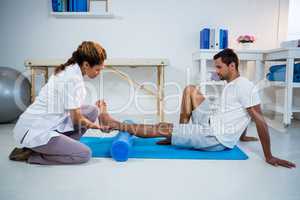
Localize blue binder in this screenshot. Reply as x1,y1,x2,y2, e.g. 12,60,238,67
68,0,73,11
200,28,228,49
200,28,210,49
79,0,88,12
219,29,228,49
71,0,88,12
52,0,64,12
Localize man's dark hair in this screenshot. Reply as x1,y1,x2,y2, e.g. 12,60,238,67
213,48,239,70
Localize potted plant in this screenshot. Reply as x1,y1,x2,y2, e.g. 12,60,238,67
237,34,256,49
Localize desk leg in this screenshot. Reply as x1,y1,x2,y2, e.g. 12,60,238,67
31,68,36,103
157,65,165,122
283,58,294,126
106,0,112,12
162,66,165,121
44,67,49,83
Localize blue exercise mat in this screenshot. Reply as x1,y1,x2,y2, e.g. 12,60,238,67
80,137,248,160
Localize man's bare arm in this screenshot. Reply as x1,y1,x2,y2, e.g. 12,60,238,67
246,105,296,168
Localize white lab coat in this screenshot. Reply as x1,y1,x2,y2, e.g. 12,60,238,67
13,64,86,148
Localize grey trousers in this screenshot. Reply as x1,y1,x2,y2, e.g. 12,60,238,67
27,105,98,165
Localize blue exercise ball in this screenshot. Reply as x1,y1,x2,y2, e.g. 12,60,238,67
0,67,31,123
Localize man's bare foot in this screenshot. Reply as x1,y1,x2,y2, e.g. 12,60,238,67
96,100,108,113
156,138,171,145
240,135,259,142
96,100,118,130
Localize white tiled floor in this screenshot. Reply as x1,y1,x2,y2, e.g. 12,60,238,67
0,115,299,200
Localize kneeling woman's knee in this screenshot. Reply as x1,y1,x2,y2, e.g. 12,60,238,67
75,146,92,164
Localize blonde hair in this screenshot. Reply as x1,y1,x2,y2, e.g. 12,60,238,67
54,41,107,75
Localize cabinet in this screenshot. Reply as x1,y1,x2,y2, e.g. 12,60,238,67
263,48,300,126
192,49,264,94
192,48,300,126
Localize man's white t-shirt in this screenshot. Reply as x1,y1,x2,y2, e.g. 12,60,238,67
211,76,261,148
13,64,86,148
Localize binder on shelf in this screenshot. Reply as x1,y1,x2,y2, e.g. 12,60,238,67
200,27,228,50
63,0,68,11
73,0,77,11
200,28,210,49
69,0,89,12
68,0,73,11
52,0,65,12
219,29,223,49
77,0,89,12
219,29,228,49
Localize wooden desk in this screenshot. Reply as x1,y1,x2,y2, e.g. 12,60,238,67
25,58,169,122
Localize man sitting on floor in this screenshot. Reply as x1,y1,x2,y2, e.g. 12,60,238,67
98,48,296,168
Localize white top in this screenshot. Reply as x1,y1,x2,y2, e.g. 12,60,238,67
13,64,86,148
212,76,261,148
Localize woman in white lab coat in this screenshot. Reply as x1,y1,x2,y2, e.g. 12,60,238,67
9,41,108,165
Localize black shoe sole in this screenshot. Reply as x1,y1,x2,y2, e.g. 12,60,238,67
9,147,33,161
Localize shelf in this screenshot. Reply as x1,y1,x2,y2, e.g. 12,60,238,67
264,103,300,113
192,49,264,61
25,58,169,68
50,0,114,18
265,80,300,88
51,11,115,18
264,48,300,61
199,81,226,86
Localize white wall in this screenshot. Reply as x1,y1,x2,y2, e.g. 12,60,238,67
0,0,289,118
287,0,300,40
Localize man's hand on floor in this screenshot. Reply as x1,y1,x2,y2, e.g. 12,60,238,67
266,156,296,168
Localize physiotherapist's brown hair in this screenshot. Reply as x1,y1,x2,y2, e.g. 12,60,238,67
55,41,107,75
213,48,239,70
